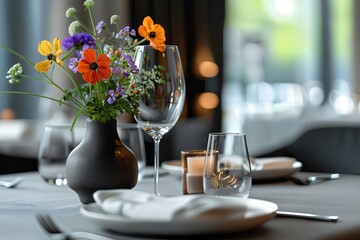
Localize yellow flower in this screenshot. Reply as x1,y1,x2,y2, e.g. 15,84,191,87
35,38,63,73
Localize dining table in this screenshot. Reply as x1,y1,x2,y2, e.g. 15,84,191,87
1,168,360,240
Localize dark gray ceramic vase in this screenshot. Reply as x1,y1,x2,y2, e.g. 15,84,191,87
66,118,138,204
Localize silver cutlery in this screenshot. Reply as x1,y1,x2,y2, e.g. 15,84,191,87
36,213,115,240
276,211,338,222
0,177,23,188
288,173,340,185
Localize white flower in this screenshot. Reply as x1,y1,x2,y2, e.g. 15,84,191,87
6,63,23,84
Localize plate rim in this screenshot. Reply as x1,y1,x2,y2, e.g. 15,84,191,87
161,159,182,175
81,197,278,235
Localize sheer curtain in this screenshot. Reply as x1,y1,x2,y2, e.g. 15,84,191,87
0,0,44,119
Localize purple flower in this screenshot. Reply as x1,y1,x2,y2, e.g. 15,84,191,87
116,86,124,96
107,89,116,104
115,26,136,41
122,53,139,74
112,53,138,78
96,20,106,34
112,66,125,77
68,57,79,73
107,87,124,105
62,33,96,51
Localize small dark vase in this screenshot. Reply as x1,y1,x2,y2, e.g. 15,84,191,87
66,118,138,204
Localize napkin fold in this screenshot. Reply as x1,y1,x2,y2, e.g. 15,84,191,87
252,157,296,170
94,190,247,221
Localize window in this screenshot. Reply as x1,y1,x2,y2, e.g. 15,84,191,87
223,0,356,153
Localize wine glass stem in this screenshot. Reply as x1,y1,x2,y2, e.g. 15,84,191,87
153,138,161,195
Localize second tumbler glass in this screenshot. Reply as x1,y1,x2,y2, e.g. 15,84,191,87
203,133,252,198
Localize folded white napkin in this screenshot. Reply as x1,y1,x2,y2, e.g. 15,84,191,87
94,190,247,221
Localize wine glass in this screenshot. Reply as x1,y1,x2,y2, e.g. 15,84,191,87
133,45,186,195
203,133,252,198
38,124,77,186
117,123,147,180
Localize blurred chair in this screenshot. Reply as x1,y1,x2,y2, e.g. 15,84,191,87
0,153,37,174
0,119,40,174
255,125,360,175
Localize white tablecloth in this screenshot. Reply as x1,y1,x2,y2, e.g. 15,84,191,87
0,170,359,239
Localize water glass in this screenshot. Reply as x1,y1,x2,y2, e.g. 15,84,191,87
117,124,146,179
38,124,84,186
203,133,252,197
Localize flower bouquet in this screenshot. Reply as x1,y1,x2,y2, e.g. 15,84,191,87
1,0,166,128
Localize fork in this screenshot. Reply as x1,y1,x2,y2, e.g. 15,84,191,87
289,173,340,185
0,177,23,188
35,213,115,240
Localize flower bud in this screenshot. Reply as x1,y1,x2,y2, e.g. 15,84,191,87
69,21,81,36
65,7,76,18
83,0,94,8
110,15,120,24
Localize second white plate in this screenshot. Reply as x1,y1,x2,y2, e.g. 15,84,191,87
161,157,302,180
251,157,302,180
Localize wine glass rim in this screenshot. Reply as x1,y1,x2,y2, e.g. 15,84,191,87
44,123,75,128
117,123,142,129
209,132,245,137
135,44,178,48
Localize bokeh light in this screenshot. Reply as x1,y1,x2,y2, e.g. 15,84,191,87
199,61,219,78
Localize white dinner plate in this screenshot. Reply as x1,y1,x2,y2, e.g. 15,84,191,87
161,160,183,176
251,157,302,180
81,198,277,236
161,157,302,180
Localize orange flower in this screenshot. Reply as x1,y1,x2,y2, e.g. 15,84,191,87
77,48,111,84
138,16,166,51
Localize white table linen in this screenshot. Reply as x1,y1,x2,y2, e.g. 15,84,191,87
0,170,359,239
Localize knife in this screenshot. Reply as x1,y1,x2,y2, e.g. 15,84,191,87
276,211,338,222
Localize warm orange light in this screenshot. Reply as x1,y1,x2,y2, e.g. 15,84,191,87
199,61,219,78
198,92,219,109
0,108,15,120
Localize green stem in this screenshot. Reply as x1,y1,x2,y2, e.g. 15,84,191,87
115,22,120,32
87,7,96,36
20,74,82,109
0,44,85,111
20,74,50,83
96,84,100,101
0,91,86,115
72,15,103,54
70,110,83,131
61,47,77,61
0,44,35,66
35,66,85,110
72,14,93,36
59,64,86,103
126,38,147,50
